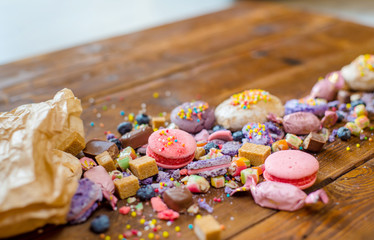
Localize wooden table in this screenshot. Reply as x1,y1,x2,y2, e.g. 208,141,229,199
2,1,374,240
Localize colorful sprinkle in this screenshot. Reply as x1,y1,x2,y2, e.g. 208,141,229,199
90,122,94,127
231,89,271,109
188,224,193,230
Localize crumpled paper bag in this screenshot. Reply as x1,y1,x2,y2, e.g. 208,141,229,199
0,89,84,238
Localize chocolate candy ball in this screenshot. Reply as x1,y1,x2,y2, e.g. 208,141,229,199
117,122,133,135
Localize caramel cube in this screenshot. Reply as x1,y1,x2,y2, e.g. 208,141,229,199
238,142,270,166
114,175,140,199
194,215,222,240
129,156,158,180
57,131,85,156
151,116,166,130
95,151,116,172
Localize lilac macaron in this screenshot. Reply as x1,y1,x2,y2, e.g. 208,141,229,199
170,101,215,134
284,98,328,117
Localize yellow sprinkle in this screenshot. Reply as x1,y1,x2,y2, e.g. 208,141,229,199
196,214,202,219
140,219,146,224
131,211,137,217
170,177,174,181
126,224,131,229
148,233,155,239
175,226,181,232
151,219,157,225
346,147,350,151
153,92,159,98
356,144,360,148
105,236,111,240
118,234,124,239
162,231,169,238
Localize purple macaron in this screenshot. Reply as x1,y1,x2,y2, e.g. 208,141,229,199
284,98,328,117
170,101,215,133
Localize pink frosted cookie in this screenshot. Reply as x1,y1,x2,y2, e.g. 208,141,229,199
146,129,196,169
263,150,319,189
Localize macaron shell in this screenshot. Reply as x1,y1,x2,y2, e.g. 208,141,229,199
148,129,196,159
264,150,319,180
170,101,215,133
147,129,196,169
146,145,194,169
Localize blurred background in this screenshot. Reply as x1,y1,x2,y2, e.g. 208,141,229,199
0,0,373,65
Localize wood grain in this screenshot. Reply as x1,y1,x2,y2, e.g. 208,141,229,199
232,159,374,240
2,1,374,240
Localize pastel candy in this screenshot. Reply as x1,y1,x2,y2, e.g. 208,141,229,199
231,175,329,211
271,139,289,152
228,157,250,177
186,175,210,193
240,168,260,184
285,134,302,149
345,122,362,136
84,166,115,194
353,104,368,117
211,176,225,188
119,146,137,159
355,115,370,129
208,130,233,142
321,111,338,128
80,157,97,171
283,112,321,135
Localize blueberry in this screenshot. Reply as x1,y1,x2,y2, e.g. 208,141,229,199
337,127,351,141
203,142,219,153
109,138,122,151
212,125,225,132
350,100,365,109
136,113,150,125
136,185,155,201
336,111,346,123
90,215,110,233
117,122,133,135
232,131,244,142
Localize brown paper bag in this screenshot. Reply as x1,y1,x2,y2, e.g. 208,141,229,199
0,89,84,238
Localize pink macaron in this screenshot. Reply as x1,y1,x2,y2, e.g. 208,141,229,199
263,150,319,189
146,129,196,169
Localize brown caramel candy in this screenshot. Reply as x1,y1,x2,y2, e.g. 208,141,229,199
163,186,193,212
114,175,140,199
151,116,166,130
303,132,326,152
120,126,153,149
95,151,116,172
83,139,119,159
194,215,222,240
129,156,158,180
238,142,270,166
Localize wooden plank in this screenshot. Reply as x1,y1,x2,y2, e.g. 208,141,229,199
2,2,374,111
232,159,374,240
3,2,374,240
